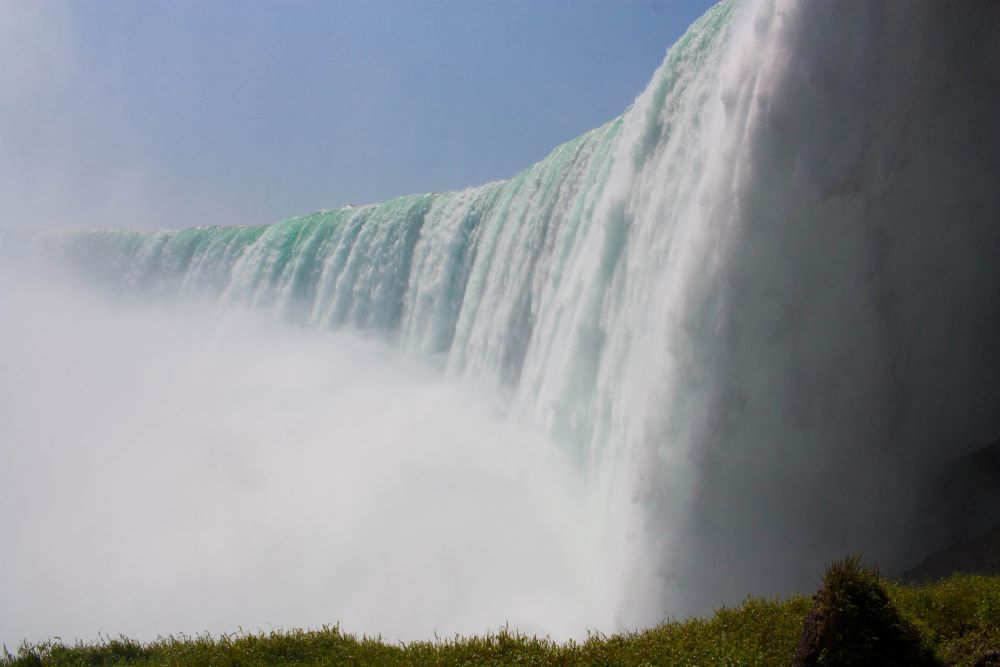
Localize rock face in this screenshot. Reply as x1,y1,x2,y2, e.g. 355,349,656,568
928,438,1000,547
903,437,1000,581
902,525,1000,583
793,557,940,667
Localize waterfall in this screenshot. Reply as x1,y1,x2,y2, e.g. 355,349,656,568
4,0,1000,632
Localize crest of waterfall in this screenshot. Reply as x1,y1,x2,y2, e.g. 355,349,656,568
7,0,1000,618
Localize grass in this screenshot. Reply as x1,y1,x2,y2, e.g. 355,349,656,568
3,572,998,666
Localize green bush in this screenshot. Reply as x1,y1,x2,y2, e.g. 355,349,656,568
793,555,940,666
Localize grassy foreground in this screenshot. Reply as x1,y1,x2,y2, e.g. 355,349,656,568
4,574,998,666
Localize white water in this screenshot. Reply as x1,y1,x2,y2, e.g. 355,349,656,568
2,0,1000,647
0,271,622,645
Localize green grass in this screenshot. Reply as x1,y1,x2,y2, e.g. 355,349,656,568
4,574,998,666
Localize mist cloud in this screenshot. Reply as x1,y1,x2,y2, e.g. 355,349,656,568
0,267,628,647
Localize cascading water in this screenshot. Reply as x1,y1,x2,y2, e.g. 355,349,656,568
3,0,999,644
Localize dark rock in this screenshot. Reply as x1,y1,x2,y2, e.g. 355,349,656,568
901,524,1000,583
932,438,1000,545
902,437,1000,580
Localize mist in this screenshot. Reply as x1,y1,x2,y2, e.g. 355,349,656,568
0,264,632,647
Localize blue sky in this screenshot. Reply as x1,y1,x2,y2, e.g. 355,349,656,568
1,0,717,230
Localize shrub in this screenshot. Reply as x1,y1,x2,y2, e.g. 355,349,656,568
793,555,941,666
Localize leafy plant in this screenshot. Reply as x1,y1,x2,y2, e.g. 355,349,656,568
793,555,940,666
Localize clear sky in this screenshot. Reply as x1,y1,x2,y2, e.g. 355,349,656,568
1,0,718,230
